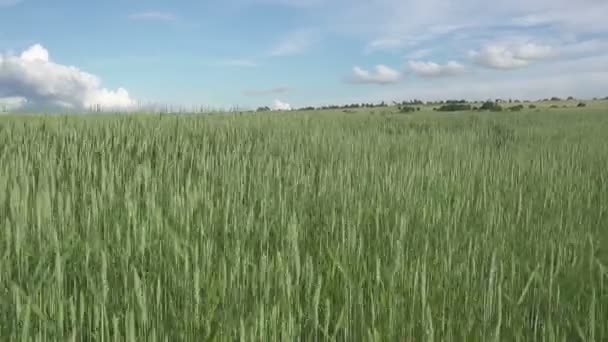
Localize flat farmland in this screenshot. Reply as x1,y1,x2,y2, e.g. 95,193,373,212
0,106,607,341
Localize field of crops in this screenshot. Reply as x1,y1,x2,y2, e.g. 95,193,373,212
1,106,607,340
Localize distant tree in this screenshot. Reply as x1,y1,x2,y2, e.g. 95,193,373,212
256,106,271,112
480,101,502,111
577,102,586,107
509,105,524,112
437,103,472,112
529,104,537,109
551,97,562,101
567,96,575,101
298,106,316,111
550,105,560,108
398,106,416,113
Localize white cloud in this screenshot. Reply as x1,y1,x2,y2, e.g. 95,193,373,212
514,43,555,60
272,99,292,110
244,86,292,96
0,96,26,111
340,53,608,104
469,45,528,69
269,28,320,56
0,44,136,111
349,65,401,85
511,3,608,32
469,42,556,70
408,60,465,77
129,11,177,21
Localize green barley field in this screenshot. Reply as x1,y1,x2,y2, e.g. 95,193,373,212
1,104,607,341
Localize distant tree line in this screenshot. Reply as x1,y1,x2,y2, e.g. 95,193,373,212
275,96,604,112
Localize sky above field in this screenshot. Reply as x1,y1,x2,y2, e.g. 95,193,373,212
1,0,608,110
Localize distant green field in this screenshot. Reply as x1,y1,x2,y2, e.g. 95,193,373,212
1,106,607,340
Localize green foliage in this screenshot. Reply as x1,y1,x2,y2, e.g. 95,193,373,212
0,111,607,340
479,101,503,112
577,102,587,107
437,103,472,111
398,106,416,113
529,104,537,109
509,105,525,112
256,106,271,112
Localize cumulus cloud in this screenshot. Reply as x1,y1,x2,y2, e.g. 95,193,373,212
244,86,292,96
469,43,554,70
349,65,401,85
271,99,292,110
0,44,136,110
408,60,465,77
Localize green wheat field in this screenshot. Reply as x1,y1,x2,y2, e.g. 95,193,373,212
1,104,607,341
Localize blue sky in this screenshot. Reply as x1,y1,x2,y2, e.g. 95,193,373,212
1,0,608,111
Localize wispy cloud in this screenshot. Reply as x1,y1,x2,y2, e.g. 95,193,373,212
0,0,22,7
347,65,402,85
244,86,292,96
408,60,465,77
364,38,404,53
269,28,320,56
404,48,433,60
129,11,177,21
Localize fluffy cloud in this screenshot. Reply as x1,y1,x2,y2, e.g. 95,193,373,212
408,60,465,77
0,44,136,110
469,43,554,69
271,99,292,110
349,65,401,85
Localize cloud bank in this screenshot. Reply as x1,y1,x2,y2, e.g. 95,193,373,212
0,44,136,110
